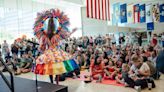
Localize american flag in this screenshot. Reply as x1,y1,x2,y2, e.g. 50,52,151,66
86,0,110,20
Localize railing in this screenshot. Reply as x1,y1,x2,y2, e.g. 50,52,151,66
0,58,14,92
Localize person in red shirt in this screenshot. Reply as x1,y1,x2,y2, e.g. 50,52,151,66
90,56,104,82
103,57,118,80
151,34,158,46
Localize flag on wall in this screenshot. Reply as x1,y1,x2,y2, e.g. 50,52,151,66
134,4,140,23
139,4,146,23
160,4,164,22
86,0,110,20
127,4,134,23
146,4,153,23
112,3,120,25
120,4,127,23
152,4,160,22
147,22,154,30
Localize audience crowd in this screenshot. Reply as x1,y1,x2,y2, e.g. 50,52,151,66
0,32,164,89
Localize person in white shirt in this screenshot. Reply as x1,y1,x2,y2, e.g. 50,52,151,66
2,40,9,58
111,34,116,44
130,55,150,78
123,54,152,89
125,33,130,44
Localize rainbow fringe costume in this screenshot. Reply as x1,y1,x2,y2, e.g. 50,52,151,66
35,48,79,75
33,9,79,75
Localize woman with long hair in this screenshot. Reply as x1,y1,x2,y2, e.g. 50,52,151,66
90,56,104,82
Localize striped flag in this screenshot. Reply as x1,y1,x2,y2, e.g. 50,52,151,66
120,4,127,23
146,4,153,23
112,3,120,25
86,0,110,20
139,4,146,23
160,4,164,22
152,3,160,22
127,4,134,23
134,4,140,23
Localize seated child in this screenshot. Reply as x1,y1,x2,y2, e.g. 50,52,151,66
123,55,155,89
12,54,21,75
115,63,130,86
2,53,22,75
90,56,104,82
116,58,123,68
103,58,117,80
19,53,32,73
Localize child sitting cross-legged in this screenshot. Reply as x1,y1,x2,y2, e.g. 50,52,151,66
103,57,117,80
115,63,130,86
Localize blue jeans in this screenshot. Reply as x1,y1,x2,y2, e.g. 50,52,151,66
162,41,164,47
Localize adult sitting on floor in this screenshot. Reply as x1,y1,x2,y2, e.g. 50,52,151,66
90,56,104,83
123,54,155,89
19,52,33,73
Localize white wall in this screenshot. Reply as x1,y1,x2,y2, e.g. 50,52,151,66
0,0,82,44
81,7,130,36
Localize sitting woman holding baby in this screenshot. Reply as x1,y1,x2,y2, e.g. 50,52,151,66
122,54,155,89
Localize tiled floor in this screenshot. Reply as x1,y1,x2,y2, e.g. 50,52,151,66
7,72,163,92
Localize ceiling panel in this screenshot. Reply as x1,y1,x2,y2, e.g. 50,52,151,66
62,0,83,5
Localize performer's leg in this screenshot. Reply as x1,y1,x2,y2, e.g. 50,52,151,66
56,75,59,85
49,75,53,83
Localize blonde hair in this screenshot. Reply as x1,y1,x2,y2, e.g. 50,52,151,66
122,63,130,71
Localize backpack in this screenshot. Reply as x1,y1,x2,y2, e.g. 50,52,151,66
146,61,156,76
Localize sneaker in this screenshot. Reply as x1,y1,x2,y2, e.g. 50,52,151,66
84,80,92,83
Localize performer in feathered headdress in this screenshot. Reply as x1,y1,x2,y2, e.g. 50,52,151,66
33,9,79,84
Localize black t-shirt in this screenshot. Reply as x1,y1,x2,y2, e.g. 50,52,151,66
26,46,31,53
11,45,18,53
138,36,142,42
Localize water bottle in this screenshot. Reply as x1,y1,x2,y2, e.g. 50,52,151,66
135,86,141,92
148,83,152,90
